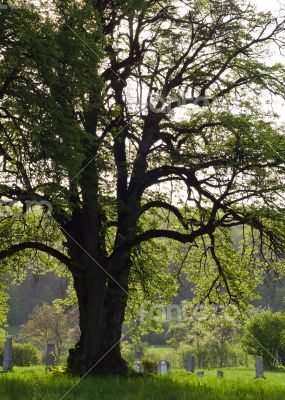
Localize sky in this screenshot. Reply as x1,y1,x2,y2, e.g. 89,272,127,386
254,0,285,11
250,0,285,117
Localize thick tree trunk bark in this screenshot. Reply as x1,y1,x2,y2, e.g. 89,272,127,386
67,254,130,375
64,169,136,375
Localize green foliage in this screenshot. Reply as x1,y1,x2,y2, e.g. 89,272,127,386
49,365,67,376
0,1,103,181
241,311,285,369
121,338,147,364
141,358,157,374
0,282,8,343
120,341,135,364
0,208,67,280
145,346,180,369
1,0,285,285
163,301,245,369
0,342,39,366
2,0,285,374
177,340,246,369
20,303,79,363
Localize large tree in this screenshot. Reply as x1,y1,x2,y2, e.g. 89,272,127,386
1,0,285,374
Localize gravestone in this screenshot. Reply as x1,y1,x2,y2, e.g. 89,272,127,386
45,343,56,367
255,356,264,378
197,371,204,378
3,337,13,372
186,354,195,373
133,361,144,373
134,350,143,361
158,360,171,374
217,370,224,378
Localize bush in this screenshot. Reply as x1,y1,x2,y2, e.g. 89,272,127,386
177,344,193,369
241,311,285,369
0,342,39,366
49,365,66,376
177,341,245,369
121,339,148,364
121,341,135,363
141,358,157,374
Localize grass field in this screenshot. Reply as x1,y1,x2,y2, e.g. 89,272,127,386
146,345,181,368
0,367,285,400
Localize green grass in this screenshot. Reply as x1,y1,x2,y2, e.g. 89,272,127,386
0,367,284,400
146,346,181,368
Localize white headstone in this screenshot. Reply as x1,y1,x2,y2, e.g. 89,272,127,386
255,356,264,378
158,360,170,374
45,343,56,367
186,354,195,372
3,337,12,372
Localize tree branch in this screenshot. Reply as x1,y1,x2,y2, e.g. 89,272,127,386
0,242,71,267
141,201,188,229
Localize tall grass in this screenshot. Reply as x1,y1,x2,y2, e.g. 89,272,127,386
0,367,284,400
146,346,181,368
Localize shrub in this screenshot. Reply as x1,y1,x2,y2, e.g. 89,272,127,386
241,311,285,369
177,344,194,369
0,342,39,366
177,341,245,369
49,365,66,376
121,339,148,364
141,358,157,374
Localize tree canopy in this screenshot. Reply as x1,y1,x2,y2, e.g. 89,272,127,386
1,0,285,374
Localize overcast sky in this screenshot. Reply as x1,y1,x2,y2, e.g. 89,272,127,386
252,0,285,116
253,0,284,11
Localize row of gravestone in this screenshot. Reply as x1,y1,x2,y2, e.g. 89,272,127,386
1,337,55,372
134,359,223,377
1,338,265,379
134,352,265,378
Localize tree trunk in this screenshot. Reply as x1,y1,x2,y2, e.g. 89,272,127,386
67,254,130,375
